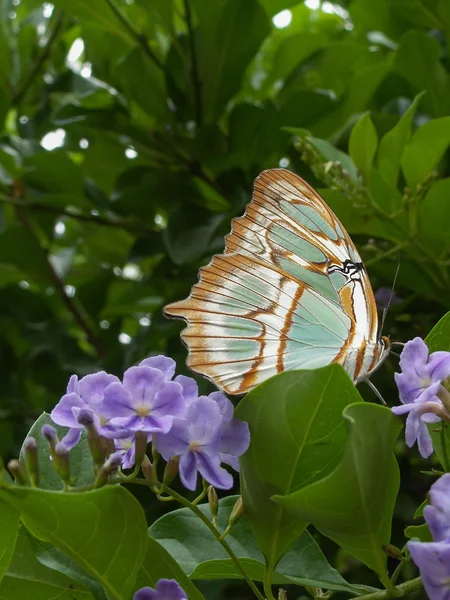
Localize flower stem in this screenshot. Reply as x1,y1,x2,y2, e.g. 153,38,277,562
440,423,450,472
162,484,266,600
357,577,423,600
263,567,277,600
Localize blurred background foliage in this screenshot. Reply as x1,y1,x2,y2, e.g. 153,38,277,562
1,0,450,595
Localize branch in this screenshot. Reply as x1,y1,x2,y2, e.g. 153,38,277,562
12,182,106,359
357,577,423,600
183,0,202,125
0,194,153,234
12,13,65,106
104,0,165,71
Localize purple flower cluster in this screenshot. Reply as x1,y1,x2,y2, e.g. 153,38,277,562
409,474,450,600
392,338,450,458
50,356,250,490
134,579,186,600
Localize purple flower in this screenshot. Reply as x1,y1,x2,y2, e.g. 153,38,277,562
408,541,450,600
392,338,450,458
114,434,145,469
51,372,120,449
133,579,187,600
424,474,450,543
155,397,234,491
374,287,401,311
209,392,250,472
394,338,450,404
102,366,185,434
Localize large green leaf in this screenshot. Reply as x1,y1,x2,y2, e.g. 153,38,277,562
0,485,148,600
377,92,424,188
418,179,450,256
0,499,20,584
0,527,93,600
135,537,206,600
148,496,372,595
401,117,450,186
192,0,271,122
275,404,401,583
235,365,363,570
426,311,450,352
394,31,450,117
348,112,378,184
20,413,95,490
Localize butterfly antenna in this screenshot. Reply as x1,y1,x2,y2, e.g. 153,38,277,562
365,379,387,405
378,254,402,341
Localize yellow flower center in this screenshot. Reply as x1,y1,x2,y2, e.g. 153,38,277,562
188,440,201,452
136,404,150,417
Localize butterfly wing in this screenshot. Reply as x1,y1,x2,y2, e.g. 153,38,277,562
164,169,384,394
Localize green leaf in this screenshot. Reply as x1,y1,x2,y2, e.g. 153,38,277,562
135,537,206,600
51,0,129,39
401,117,450,186
274,404,401,582
235,365,363,569
21,413,95,490
302,133,360,182
377,92,425,188
192,0,271,123
29,537,108,600
348,112,378,184
405,523,432,543
163,203,224,265
418,179,450,256
0,526,94,599
258,0,298,16
425,311,450,352
394,31,450,117
0,499,20,584
148,496,370,595
0,485,148,600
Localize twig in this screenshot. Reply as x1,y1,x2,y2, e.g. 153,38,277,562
0,194,153,233
12,182,106,359
183,0,202,125
12,13,65,106
105,0,165,71
356,577,423,600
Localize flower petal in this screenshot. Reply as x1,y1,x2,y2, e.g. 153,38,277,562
152,382,185,418
78,372,120,411
399,337,429,377
209,392,234,421
137,414,174,434
220,419,250,457
133,588,158,600
196,452,233,489
394,372,425,405
140,356,176,380
51,393,87,428
408,541,450,600
220,453,240,472
66,374,79,394
416,418,434,458
179,451,198,490
187,397,222,444
174,375,198,403
154,419,190,460
102,383,135,419
155,579,188,600
122,366,165,408
61,427,82,450
428,351,450,382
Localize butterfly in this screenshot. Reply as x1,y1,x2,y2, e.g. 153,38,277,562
164,168,390,395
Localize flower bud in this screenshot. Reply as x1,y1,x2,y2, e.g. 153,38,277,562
76,408,104,467
41,424,58,450
382,544,403,560
208,485,219,523
228,496,244,528
163,456,179,487
94,452,122,488
141,455,154,482
23,437,39,487
134,432,148,468
54,442,71,485
7,459,28,486
278,589,287,600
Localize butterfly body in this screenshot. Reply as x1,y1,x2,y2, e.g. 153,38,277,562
165,169,390,394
